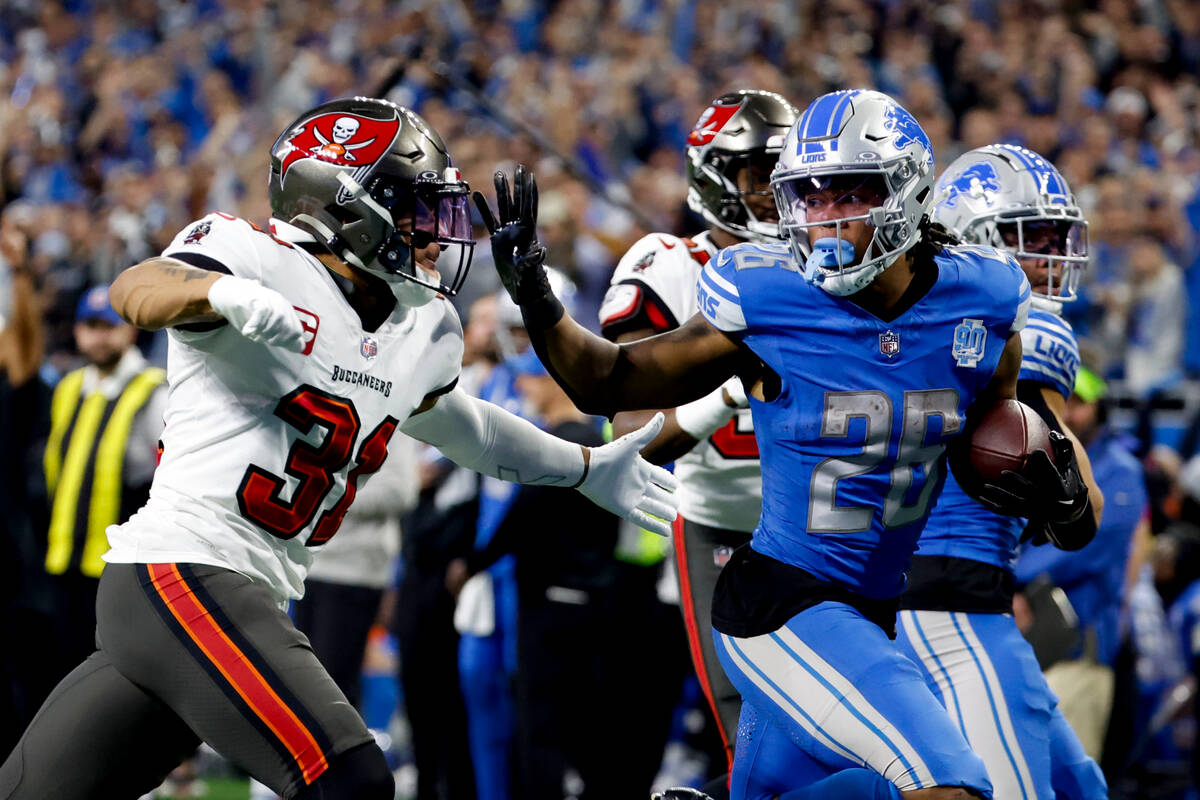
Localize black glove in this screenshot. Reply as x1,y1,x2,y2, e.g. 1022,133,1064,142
472,164,551,306
975,430,1089,526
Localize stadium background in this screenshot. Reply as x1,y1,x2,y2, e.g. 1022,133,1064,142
2,0,1200,798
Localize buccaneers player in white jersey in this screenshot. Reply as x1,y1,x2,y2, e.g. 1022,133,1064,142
0,98,676,800
598,90,796,780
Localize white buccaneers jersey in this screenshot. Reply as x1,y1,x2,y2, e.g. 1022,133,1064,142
599,230,761,533
105,213,463,603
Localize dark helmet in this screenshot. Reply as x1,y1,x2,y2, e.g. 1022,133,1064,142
685,90,799,243
268,97,474,303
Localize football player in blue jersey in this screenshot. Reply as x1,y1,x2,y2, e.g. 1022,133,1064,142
896,144,1108,800
475,90,1091,800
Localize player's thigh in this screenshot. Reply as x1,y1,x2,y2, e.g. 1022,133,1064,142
898,610,1055,800
0,649,201,800
714,601,991,795
97,562,374,800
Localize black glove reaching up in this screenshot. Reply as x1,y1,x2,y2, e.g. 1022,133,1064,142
473,164,552,307
976,430,1094,550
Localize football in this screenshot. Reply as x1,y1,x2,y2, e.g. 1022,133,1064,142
950,399,1053,490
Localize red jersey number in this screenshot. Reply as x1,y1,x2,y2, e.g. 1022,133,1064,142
708,412,759,459
236,385,397,545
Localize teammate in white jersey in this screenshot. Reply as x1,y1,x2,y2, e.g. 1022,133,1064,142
0,98,677,800
597,89,797,777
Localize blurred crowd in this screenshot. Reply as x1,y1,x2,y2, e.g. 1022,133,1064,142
5,0,1200,798
1,0,1199,388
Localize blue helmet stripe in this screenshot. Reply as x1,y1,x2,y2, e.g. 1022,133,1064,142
1000,144,1067,197
826,91,858,149
800,92,846,154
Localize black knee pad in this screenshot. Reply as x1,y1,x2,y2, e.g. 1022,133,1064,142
293,742,393,800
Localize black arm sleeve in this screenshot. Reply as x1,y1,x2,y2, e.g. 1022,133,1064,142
1016,380,1064,435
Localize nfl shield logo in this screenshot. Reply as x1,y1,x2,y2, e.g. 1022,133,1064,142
360,336,378,360
879,330,900,358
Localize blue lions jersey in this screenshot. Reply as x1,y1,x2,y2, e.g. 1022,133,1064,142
1018,309,1081,401
697,242,1030,598
919,307,1080,567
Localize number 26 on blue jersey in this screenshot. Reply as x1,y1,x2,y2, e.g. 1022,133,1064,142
809,389,961,532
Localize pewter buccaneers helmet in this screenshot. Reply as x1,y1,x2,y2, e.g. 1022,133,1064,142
772,89,935,297
268,97,474,305
686,90,799,243
932,143,1088,305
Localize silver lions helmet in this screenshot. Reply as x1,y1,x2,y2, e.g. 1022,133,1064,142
686,90,799,243
932,144,1087,306
268,97,475,306
772,89,935,297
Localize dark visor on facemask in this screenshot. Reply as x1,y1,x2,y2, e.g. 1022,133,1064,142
796,173,888,199
370,176,476,296
416,191,474,243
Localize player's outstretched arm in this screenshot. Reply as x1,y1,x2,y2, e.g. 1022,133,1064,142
111,257,306,351
401,386,679,535
474,165,742,418
110,257,224,329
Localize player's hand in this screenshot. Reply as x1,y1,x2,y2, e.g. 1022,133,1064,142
473,164,551,305
578,412,680,536
207,275,306,352
976,431,1087,524
721,376,749,409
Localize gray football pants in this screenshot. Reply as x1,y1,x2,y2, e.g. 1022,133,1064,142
672,516,752,773
0,562,374,800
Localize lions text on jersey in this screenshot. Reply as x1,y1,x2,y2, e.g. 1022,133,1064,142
104,213,463,603
600,230,762,533
697,240,1030,597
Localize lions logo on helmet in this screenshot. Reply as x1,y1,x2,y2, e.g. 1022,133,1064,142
941,161,1003,209
883,103,933,165
772,89,936,297
933,144,1088,305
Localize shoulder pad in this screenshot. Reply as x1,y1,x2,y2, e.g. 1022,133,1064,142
612,233,696,281
696,247,748,333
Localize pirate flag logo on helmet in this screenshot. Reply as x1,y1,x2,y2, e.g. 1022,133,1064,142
275,108,403,195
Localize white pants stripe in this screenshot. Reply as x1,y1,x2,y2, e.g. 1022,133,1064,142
721,629,936,789
899,610,1038,800
719,633,862,764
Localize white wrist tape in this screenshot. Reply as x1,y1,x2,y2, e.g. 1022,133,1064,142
675,383,737,440
400,386,585,486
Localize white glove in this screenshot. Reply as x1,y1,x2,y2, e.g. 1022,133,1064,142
578,412,679,536
207,275,306,352
722,376,749,408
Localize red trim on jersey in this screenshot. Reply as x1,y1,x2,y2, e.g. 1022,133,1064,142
146,563,330,785
681,237,711,266
645,299,670,330
673,516,734,770
600,284,644,328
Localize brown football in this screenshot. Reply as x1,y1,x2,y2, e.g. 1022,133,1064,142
951,399,1053,490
